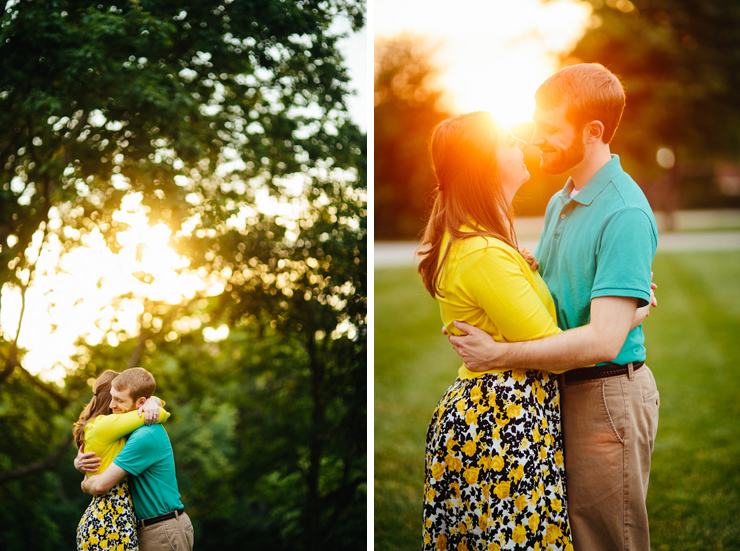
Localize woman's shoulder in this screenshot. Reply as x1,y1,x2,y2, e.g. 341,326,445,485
85,413,109,427
452,233,518,258
83,414,104,437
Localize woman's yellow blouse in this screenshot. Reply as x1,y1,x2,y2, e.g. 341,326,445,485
83,408,170,476
436,233,562,380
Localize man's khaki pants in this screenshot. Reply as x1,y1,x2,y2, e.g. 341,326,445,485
561,365,660,551
139,511,194,551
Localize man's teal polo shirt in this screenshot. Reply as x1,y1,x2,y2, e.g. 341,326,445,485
535,155,658,366
113,423,184,520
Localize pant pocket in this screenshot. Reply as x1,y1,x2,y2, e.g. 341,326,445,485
601,379,627,445
641,368,660,407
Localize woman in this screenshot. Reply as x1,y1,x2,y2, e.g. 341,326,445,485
417,111,574,550
73,370,168,551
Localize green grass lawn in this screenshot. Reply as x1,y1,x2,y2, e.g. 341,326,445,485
374,251,740,551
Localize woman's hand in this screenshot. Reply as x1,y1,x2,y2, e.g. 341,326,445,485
632,274,658,330
75,446,101,474
138,396,162,426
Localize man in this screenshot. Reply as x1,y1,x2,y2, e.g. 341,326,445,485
449,63,660,550
79,367,194,551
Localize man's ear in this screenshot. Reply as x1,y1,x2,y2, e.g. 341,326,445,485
135,396,148,409
584,120,605,143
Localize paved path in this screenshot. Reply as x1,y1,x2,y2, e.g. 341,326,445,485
376,231,740,268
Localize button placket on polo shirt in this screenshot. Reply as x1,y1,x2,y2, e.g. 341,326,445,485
553,199,577,240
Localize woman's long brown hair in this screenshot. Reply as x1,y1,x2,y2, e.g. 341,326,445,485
73,370,119,449
417,111,538,297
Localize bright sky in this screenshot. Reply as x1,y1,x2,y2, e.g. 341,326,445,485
374,0,592,126
0,194,228,383
1,12,368,386
341,25,368,131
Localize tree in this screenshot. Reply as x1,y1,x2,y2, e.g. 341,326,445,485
176,123,367,549
0,1,366,548
563,0,740,218
374,35,451,240
1,0,365,379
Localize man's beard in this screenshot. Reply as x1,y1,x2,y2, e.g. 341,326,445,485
540,137,585,175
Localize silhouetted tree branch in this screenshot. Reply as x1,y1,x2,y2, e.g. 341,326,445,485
19,366,69,409
0,433,74,484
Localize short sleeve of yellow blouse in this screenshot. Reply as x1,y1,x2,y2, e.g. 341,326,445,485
436,234,562,379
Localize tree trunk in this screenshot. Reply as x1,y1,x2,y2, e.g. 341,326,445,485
305,333,326,551
0,433,74,483
127,311,148,369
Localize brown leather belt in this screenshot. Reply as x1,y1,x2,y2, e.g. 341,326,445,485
137,508,185,529
564,361,644,383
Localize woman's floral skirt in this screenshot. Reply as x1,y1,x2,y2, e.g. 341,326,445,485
77,478,138,551
423,369,573,551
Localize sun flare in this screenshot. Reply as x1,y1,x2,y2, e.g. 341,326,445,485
0,193,219,384
375,0,592,126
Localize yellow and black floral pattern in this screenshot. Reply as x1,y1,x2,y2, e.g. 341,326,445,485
77,478,138,551
423,370,573,551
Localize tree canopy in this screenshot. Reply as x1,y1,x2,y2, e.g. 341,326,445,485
0,1,366,549
373,35,451,240
565,0,740,211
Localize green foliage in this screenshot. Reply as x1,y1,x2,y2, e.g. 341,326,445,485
0,371,87,549
201,180,367,549
573,0,740,157
567,0,740,209
0,1,366,549
373,36,450,239
374,250,740,550
0,0,365,262
123,322,364,549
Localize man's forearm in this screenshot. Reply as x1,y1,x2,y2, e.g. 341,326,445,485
81,474,106,496
492,324,621,371
80,463,127,495
463,296,637,372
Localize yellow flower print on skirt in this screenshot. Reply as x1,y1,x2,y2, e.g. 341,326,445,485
77,478,137,551
423,371,572,550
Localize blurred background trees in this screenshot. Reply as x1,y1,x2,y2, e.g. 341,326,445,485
568,0,740,229
0,1,366,549
373,35,450,239
374,0,740,240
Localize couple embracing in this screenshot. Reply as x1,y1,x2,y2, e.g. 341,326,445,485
418,63,660,550
73,367,194,551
